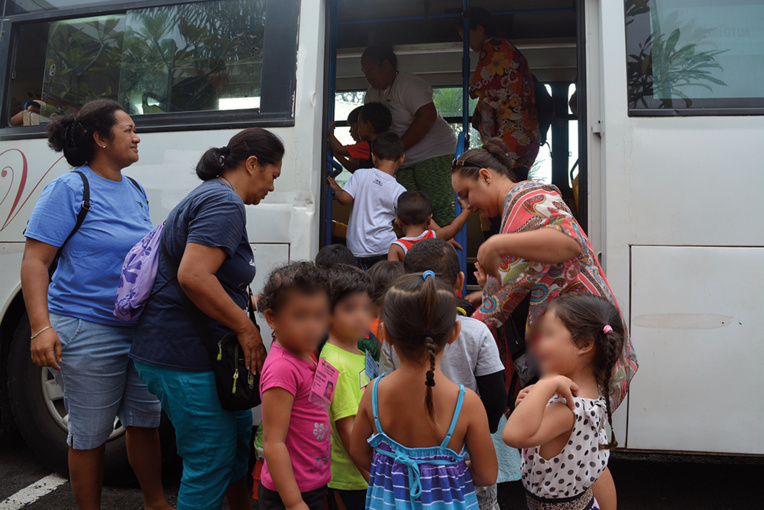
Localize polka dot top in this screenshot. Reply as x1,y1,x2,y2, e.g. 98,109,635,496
521,395,610,499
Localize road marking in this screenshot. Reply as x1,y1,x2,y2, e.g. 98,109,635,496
0,473,68,509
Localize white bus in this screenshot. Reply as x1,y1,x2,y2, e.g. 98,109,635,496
0,0,761,480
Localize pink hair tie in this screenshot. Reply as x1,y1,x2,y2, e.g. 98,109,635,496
603,325,613,334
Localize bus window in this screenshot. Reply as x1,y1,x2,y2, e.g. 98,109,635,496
120,1,265,115
7,0,108,15
625,0,764,115
5,0,291,130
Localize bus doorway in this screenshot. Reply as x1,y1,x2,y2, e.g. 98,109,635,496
322,0,587,293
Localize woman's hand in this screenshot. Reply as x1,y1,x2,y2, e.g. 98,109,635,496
238,321,267,374
476,235,503,278
30,327,62,371
474,261,487,288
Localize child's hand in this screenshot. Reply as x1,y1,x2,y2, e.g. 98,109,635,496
456,196,471,214
543,375,579,410
447,238,463,251
329,121,336,130
514,384,535,408
327,176,341,193
474,261,487,288
286,502,310,510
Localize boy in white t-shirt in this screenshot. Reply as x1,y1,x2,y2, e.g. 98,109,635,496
328,132,407,270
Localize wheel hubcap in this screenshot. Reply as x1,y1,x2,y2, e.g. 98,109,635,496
41,367,126,441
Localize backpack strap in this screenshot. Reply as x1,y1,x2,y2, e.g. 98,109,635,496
125,175,148,204
50,170,90,275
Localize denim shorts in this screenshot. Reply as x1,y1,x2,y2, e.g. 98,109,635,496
50,313,162,450
134,361,252,510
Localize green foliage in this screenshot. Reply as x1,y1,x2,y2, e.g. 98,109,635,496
42,15,125,109
626,3,727,109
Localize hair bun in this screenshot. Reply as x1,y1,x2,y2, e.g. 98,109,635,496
482,137,515,170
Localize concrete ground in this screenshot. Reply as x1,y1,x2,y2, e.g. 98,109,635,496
1,429,760,509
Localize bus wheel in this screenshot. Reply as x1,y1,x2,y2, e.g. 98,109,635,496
7,314,136,484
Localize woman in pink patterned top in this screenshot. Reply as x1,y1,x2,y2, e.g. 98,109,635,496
450,139,638,413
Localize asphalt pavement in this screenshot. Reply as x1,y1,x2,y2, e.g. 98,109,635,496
1,428,760,509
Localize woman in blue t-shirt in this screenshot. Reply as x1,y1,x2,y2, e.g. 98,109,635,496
130,128,283,510
21,99,172,509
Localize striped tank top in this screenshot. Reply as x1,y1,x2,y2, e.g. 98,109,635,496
391,229,437,255
366,375,478,509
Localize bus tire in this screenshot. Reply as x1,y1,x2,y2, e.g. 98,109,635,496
7,314,138,484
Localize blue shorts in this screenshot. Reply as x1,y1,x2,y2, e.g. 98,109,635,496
134,361,252,510
50,313,161,450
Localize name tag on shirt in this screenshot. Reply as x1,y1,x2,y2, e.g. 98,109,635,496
310,358,338,408
364,350,379,383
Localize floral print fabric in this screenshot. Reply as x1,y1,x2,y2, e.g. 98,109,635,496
470,38,540,168
472,182,638,410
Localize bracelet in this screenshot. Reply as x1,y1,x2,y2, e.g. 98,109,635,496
31,326,52,340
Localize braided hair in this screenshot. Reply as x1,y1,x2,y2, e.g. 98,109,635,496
548,293,625,449
381,272,456,430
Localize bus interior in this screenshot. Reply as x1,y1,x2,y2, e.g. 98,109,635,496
323,0,585,291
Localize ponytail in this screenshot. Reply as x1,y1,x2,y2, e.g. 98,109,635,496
195,127,284,181
46,99,124,167
381,271,456,433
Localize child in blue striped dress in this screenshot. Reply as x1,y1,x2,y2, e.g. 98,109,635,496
349,271,498,509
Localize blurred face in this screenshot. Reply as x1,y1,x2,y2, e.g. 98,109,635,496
361,56,395,90
532,309,587,377
100,109,140,169
451,169,501,218
247,159,282,205
331,292,375,342
265,291,330,354
349,121,361,143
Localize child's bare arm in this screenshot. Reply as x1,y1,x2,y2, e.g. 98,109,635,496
462,390,498,487
336,414,371,481
503,376,577,448
261,388,307,509
335,154,361,172
327,177,353,206
387,243,405,262
349,385,375,473
431,199,471,242
328,132,350,156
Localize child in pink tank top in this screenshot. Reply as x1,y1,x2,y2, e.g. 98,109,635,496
256,262,333,510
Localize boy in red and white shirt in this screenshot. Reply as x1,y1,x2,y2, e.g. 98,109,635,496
388,190,471,262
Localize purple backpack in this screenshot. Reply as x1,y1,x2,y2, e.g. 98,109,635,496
114,223,164,321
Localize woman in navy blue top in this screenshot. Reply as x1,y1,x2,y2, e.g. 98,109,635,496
21,99,172,509
130,128,283,510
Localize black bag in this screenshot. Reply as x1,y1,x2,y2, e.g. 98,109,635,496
161,241,263,411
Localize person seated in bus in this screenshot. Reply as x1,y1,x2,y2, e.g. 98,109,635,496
329,102,392,172
327,132,407,271
320,264,376,509
10,98,42,126
388,190,471,262
316,243,356,268
459,7,540,170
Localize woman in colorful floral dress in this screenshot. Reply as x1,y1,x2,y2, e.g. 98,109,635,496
451,139,635,510
460,8,540,172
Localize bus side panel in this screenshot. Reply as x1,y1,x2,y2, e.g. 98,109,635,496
628,245,764,454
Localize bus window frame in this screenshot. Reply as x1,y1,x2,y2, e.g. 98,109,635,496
624,1,764,117
0,0,299,140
